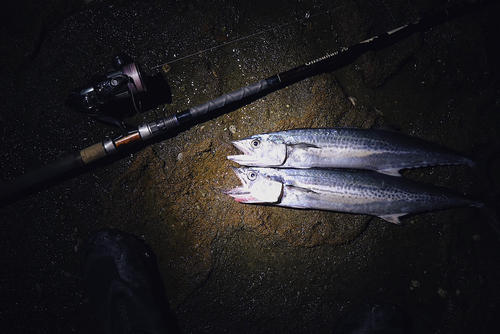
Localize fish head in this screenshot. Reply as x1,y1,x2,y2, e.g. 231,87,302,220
224,167,283,203
227,135,287,166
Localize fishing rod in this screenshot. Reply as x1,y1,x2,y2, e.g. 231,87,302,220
0,0,490,201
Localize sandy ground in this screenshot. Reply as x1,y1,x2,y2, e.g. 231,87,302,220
1,0,500,332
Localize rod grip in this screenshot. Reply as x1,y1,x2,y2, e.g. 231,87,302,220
80,142,108,164
0,154,81,200
0,142,111,200
187,79,270,117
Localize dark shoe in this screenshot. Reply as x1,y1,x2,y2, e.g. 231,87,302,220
81,228,175,334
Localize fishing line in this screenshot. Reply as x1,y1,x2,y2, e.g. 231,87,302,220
0,0,492,202
152,0,366,69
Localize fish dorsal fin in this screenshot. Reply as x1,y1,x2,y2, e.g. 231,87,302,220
289,143,320,150
377,168,402,177
378,213,406,225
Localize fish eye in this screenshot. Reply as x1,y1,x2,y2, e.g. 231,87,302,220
247,171,258,181
251,139,260,148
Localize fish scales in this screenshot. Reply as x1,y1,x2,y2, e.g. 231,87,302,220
228,128,477,176
225,167,483,224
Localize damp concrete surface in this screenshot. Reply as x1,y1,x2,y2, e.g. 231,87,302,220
1,0,500,333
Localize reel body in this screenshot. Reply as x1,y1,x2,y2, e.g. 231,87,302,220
66,54,147,131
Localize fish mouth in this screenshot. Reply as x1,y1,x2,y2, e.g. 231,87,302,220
224,167,283,203
223,167,258,202
227,141,261,165
223,187,258,202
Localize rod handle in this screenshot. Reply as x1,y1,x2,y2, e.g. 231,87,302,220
0,154,82,200
79,142,108,164
187,79,270,118
0,141,113,200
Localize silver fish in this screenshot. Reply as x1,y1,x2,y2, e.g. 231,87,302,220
225,167,489,225
227,128,478,176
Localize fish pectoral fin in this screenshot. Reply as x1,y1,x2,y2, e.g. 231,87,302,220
377,168,402,177
378,213,406,225
287,185,318,194
289,143,321,150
